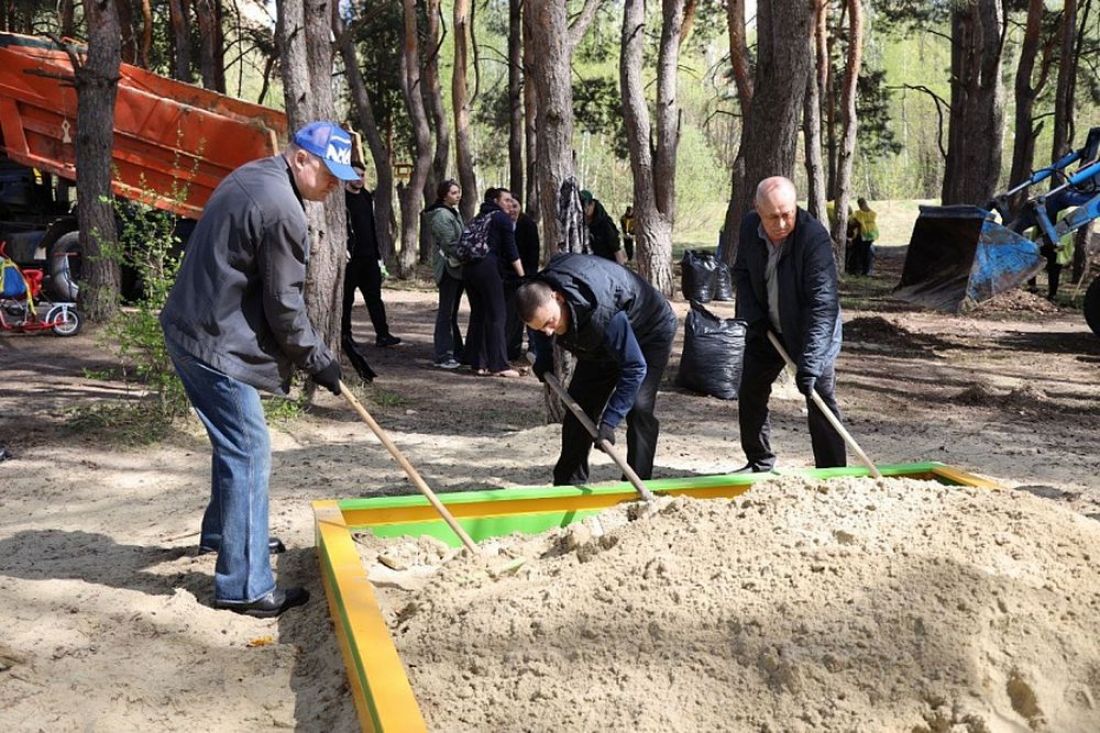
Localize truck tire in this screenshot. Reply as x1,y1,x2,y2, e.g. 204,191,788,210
1085,278,1100,337
48,230,82,301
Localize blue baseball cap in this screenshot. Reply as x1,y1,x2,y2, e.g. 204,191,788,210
292,121,360,181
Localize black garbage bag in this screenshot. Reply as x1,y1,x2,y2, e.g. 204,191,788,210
680,250,718,302
713,260,733,301
676,301,746,400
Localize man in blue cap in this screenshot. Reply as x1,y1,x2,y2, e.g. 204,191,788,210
161,121,359,617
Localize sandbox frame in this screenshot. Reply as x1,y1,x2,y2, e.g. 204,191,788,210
312,461,998,732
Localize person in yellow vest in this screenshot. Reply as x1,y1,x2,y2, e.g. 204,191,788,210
1026,207,1077,301
850,197,879,276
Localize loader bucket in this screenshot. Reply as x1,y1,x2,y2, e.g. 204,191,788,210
894,205,1046,312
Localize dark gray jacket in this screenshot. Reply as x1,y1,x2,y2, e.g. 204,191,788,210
734,207,842,378
160,155,333,395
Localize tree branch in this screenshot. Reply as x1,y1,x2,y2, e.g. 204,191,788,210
568,0,603,51
890,84,950,159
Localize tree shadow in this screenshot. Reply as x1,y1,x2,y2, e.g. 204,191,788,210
0,529,205,598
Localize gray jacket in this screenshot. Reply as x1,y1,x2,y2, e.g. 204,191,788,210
160,155,333,395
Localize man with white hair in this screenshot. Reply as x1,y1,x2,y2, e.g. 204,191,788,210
732,176,846,472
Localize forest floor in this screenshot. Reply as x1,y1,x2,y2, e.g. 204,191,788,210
0,246,1098,731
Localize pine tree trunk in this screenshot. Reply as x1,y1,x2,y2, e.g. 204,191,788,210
278,0,346,351
397,0,433,279
453,0,477,221
829,0,862,261
719,0,752,264
117,0,135,64
138,0,153,68
803,0,828,227
1051,0,1078,164
620,0,682,295
522,5,539,223
59,0,76,36
942,0,1005,206
508,0,524,199
420,0,449,263
195,0,225,92
302,0,344,346
333,6,397,266
74,0,123,323
526,0,576,255
168,0,192,82
422,0,450,208
720,0,812,269
1008,0,1052,214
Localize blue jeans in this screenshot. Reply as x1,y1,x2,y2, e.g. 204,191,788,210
166,340,276,603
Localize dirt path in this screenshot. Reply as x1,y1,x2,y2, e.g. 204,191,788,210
0,253,1098,730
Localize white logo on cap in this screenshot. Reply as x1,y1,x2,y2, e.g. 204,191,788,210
326,142,352,165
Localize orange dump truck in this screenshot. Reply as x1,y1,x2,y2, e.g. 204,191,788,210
0,31,287,299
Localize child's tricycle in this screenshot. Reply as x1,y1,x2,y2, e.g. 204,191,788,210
1,241,82,336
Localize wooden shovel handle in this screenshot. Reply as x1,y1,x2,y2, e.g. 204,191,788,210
538,369,657,502
338,381,482,555
765,331,882,479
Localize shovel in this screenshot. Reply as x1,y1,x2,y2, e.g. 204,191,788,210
766,331,882,479
338,380,482,555
528,355,656,502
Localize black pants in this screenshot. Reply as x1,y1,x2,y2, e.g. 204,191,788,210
463,256,508,373
433,271,465,362
847,237,873,275
504,277,527,361
737,336,846,470
342,256,391,341
1027,250,1062,300
553,335,674,486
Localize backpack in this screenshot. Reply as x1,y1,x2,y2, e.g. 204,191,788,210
452,213,494,264
1,255,27,299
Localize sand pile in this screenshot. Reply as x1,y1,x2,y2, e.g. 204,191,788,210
970,289,1062,315
371,477,1100,732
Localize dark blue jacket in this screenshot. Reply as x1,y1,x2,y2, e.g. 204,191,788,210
476,201,520,276
733,207,842,378
532,253,676,427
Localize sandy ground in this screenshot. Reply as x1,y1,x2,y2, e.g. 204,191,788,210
1,248,1098,731
375,477,1100,732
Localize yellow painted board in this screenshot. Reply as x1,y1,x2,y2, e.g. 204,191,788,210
314,500,427,733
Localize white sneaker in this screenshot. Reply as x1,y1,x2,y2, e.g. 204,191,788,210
435,358,461,370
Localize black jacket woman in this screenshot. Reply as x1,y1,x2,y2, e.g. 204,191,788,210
462,187,525,377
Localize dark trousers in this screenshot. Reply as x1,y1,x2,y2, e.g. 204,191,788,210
738,337,846,470
342,257,391,341
434,271,465,362
1027,251,1062,300
846,237,873,275
553,336,674,486
463,256,508,373
504,277,526,361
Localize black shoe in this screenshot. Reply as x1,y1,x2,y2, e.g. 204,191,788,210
375,334,402,347
214,586,310,618
198,537,287,556
344,345,377,382
731,463,772,474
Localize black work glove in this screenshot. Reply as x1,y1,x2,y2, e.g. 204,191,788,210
795,371,816,397
313,360,343,395
595,422,616,449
